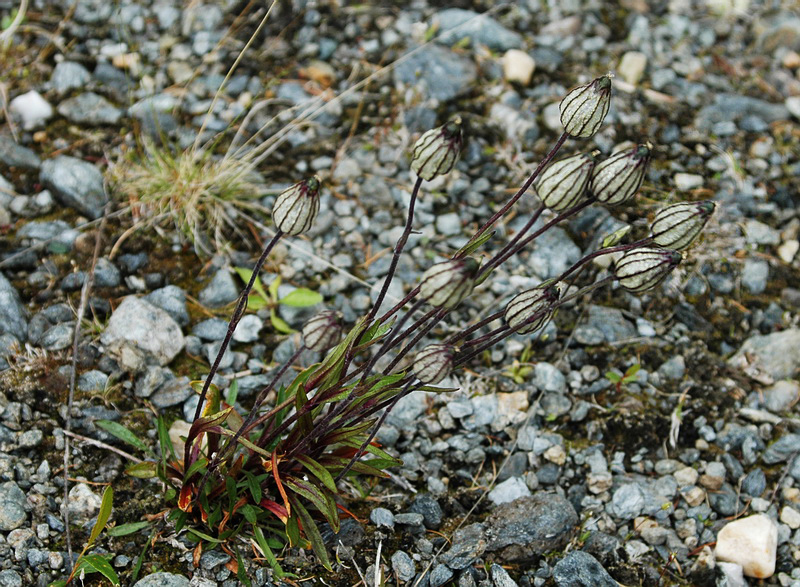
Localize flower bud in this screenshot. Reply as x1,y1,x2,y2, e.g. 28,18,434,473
504,284,560,334
560,74,613,138
410,116,463,181
302,310,343,352
413,344,454,384
590,144,652,206
419,257,479,309
614,247,682,293
272,176,321,235
650,201,715,250
534,152,597,212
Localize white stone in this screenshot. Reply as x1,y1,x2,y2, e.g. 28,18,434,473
674,172,704,192
778,240,799,263
502,49,536,85
715,514,777,579
9,91,53,130
786,96,800,120
66,483,102,522
673,466,699,487
618,51,648,85
780,506,800,529
717,562,747,587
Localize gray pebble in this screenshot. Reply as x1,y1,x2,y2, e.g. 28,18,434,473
370,507,394,529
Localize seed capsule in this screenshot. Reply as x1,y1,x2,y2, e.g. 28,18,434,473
590,144,652,206
650,201,715,250
410,117,464,181
560,74,613,138
504,284,560,334
614,247,682,293
419,257,479,309
413,344,454,384
272,176,321,235
302,310,343,352
534,152,597,212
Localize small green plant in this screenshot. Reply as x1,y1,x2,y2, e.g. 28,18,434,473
232,267,322,334
606,363,641,393
503,343,534,384
105,74,716,576
51,486,119,587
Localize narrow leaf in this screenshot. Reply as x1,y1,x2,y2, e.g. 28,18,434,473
296,455,337,493
253,525,286,579
456,229,495,257
95,420,152,456
602,225,631,248
291,498,332,571
88,485,113,546
125,461,158,479
78,554,120,586
270,309,294,334
279,288,323,308
107,521,151,537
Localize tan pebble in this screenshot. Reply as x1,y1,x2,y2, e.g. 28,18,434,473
682,485,706,507
502,49,536,85
783,50,800,69
618,51,648,85
780,506,800,530
302,60,337,88
778,240,799,263
699,474,724,491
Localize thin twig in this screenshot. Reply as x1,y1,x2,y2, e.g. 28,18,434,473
63,203,108,572
62,430,142,464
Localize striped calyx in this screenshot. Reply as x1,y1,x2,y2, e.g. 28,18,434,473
301,310,343,352
419,257,479,309
413,344,454,384
272,176,321,235
411,116,464,181
560,74,613,138
591,144,652,206
534,152,597,212
650,201,715,250
614,247,682,293
504,284,560,334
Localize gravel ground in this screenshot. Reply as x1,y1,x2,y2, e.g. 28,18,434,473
1,0,800,586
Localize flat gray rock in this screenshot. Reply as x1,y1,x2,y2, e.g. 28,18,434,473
0,481,27,531
40,155,108,219
729,328,800,380
57,92,122,125
132,573,189,587
553,551,617,587
394,45,477,102
434,8,522,51
100,296,184,366
0,273,28,341
0,135,41,169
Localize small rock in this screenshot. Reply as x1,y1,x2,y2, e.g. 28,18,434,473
100,296,185,367
730,328,800,380
40,155,108,219
488,477,531,505
67,483,102,522
233,314,262,343
51,61,92,94
715,514,777,579
145,286,189,327
434,8,522,50
502,49,535,85
787,96,800,120
742,259,768,294
0,481,27,531
429,564,453,587
0,569,23,587
391,551,415,582
552,551,617,587
618,51,647,85
673,172,703,192
57,92,122,125
610,483,646,520
763,380,799,413
9,91,53,130
132,572,190,587
779,506,800,529
0,136,41,169
199,269,239,308
409,494,443,529
490,563,518,587
394,45,477,102
0,273,28,341
370,507,394,529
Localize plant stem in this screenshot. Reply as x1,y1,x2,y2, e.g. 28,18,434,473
187,231,283,467
458,131,568,255
367,177,423,323
383,308,446,374
444,310,504,346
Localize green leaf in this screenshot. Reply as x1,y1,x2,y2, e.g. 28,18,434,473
236,548,252,587
156,415,174,465
130,528,154,583
107,521,151,537
623,363,641,382
49,581,67,587
601,225,631,248
291,498,332,571
188,529,224,543
456,229,495,257
296,455,337,493
125,461,158,479
183,456,208,482
267,274,281,301
279,288,322,308
253,525,286,579
95,420,152,456
226,380,239,406
234,267,268,300
76,553,120,586
243,471,262,503
270,309,294,334
605,371,622,383
88,485,113,546
240,504,258,524
417,384,460,393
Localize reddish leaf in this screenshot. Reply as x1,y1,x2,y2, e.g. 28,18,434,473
259,498,289,524
272,451,291,517
178,485,194,512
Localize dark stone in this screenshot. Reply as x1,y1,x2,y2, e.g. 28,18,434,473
485,493,578,563
440,523,486,570
552,551,617,587
409,494,443,530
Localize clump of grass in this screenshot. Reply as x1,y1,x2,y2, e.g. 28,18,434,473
109,140,268,256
